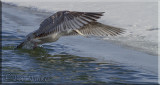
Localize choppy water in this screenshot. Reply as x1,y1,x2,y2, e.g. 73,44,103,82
2,3,158,84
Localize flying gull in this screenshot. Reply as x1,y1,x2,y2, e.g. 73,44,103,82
16,11,123,49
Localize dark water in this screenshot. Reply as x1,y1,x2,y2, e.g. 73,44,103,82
2,3,158,85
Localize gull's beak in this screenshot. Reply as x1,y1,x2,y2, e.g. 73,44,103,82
15,39,36,49
15,41,25,49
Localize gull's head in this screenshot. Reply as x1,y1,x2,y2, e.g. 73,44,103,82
16,32,36,49
16,39,36,49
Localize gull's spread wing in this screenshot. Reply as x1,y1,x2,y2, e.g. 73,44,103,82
34,11,104,38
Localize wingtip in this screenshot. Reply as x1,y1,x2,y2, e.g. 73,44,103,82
96,12,105,16
101,12,105,16
98,12,105,14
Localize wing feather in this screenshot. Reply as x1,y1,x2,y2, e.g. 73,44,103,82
66,22,124,36
34,11,104,38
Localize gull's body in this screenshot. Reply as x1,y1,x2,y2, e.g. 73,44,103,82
16,11,123,49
